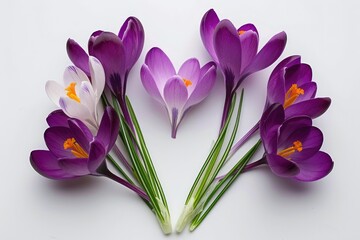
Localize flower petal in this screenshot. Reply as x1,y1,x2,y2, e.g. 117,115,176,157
278,116,312,145
87,140,107,174
243,31,287,76
59,97,92,123
239,30,259,72
296,82,317,103
67,119,93,153
284,63,312,90
163,76,188,112
285,97,331,119
140,64,165,103
144,47,176,91
63,65,90,87
89,56,105,102
200,9,220,62
238,23,258,37
96,107,120,151
66,39,90,76
88,30,103,55
45,80,64,108
30,150,76,179
178,58,201,88
266,68,286,106
44,127,74,158
260,104,285,153
214,19,242,80
269,55,301,80
266,154,300,178
46,110,70,127
184,63,216,109
119,17,144,70
58,157,90,176
294,151,334,182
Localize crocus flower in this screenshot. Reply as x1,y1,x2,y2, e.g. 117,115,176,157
141,47,217,138
45,57,105,132
259,104,333,181
266,55,331,119
67,17,144,100
200,9,287,126
30,107,119,179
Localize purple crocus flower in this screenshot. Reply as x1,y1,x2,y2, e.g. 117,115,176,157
30,107,119,179
141,47,217,138
200,9,287,126
266,55,331,119
66,17,144,100
259,104,333,181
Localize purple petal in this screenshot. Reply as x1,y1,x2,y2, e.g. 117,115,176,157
294,151,334,182
243,31,287,76
260,104,285,153
140,64,165,104
200,9,220,62
96,107,120,152
163,76,188,111
278,117,312,145
269,55,301,80
279,126,323,161
144,47,176,91
184,63,216,109
296,82,317,103
238,23,258,36
239,30,259,72
46,110,69,127
30,150,76,179
44,127,75,158
91,32,126,95
88,30,103,55
119,17,144,70
66,39,90,76
87,140,107,174
214,20,242,80
266,68,286,105
284,63,312,90
178,58,201,87
266,154,300,178
58,157,90,176
67,119,93,152
285,97,331,119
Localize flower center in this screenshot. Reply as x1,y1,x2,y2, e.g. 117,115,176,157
63,138,89,158
278,140,303,159
65,82,81,103
238,30,246,35
183,78,193,87
284,84,304,109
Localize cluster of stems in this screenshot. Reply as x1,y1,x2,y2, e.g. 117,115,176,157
101,93,172,234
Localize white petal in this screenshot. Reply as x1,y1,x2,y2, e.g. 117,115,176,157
89,56,105,103
45,80,65,107
63,65,90,87
59,96,92,123
78,81,96,117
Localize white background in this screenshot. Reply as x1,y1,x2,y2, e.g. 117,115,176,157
1,0,358,239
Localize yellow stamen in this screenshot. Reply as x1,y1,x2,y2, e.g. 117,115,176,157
238,30,246,35
63,138,89,158
278,140,303,159
284,84,304,109
183,78,193,87
65,82,81,103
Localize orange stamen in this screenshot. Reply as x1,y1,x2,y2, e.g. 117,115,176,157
278,140,303,159
63,138,89,158
238,30,246,35
183,78,193,87
65,82,81,103
284,84,304,109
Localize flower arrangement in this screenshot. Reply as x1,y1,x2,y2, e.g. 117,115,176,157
30,9,333,234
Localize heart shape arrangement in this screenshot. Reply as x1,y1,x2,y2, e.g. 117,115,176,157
30,9,333,234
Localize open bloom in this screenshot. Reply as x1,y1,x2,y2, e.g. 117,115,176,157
259,104,333,181
266,55,331,119
30,107,119,179
67,17,144,99
45,57,105,132
141,47,217,138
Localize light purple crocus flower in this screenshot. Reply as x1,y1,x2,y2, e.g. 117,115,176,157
200,9,287,126
30,107,119,179
67,17,144,100
266,55,331,119
259,104,333,181
141,47,217,138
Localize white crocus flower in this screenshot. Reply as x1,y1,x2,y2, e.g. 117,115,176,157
45,56,105,132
